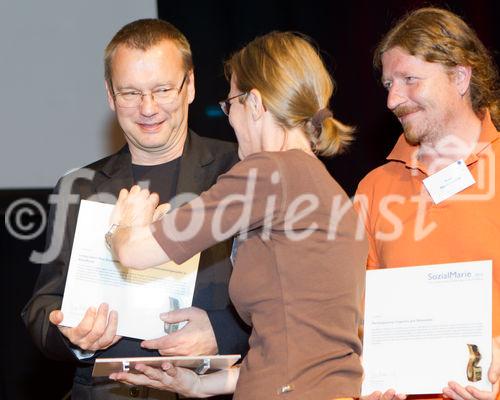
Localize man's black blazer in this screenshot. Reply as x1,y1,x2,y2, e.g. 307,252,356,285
22,131,249,394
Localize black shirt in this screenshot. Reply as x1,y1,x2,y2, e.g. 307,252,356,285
132,157,181,203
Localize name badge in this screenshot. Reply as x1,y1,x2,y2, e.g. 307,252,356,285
423,159,475,204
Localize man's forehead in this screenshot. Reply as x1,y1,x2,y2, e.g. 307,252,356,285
381,47,443,78
110,40,185,82
382,47,419,67
114,39,181,60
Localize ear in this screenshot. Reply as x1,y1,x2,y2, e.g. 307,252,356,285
105,80,116,112
246,89,265,121
186,70,195,105
453,65,472,97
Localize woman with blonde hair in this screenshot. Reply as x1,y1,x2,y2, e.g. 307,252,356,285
108,31,367,399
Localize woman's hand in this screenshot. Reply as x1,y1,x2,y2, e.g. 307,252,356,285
110,362,202,398
110,362,239,398
361,389,406,400
153,203,172,222
110,185,159,228
109,186,170,269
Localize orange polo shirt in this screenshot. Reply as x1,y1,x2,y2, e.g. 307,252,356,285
356,112,499,397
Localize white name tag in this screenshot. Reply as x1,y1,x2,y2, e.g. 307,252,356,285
423,159,475,204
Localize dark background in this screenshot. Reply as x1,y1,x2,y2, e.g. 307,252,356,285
1,1,498,399
159,0,500,195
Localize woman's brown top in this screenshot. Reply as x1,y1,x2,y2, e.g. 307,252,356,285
152,150,367,399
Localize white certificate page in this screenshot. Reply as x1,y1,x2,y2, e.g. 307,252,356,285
362,260,492,395
60,200,199,340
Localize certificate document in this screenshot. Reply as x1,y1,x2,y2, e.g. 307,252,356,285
362,260,492,395
60,200,199,340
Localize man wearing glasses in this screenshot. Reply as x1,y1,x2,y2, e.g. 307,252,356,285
22,19,248,400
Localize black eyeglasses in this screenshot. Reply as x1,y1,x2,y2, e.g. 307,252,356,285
112,73,188,108
218,92,248,116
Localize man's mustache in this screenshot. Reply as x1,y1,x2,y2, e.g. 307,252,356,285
393,105,421,118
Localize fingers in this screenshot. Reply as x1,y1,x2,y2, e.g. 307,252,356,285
381,390,397,400
157,203,172,215
153,203,172,221
157,336,187,356
381,389,406,400
56,305,96,347
135,363,166,382
462,380,499,400
95,310,120,349
361,389,406,400
85,305,120,350
444,382,480,400
117,185,158,204
361,390,382,400
110,364,199,397
83,303,111,345
443,382,467,400
146,307,217,355
110,189,128,225
148,192,160,208
389,391,406,400
129,185,154,200
160,307,193,324
141,335,174,351
117,188,129,203
49,309,64,325
116,185,159,227
489,367,500,386
489,338,500,383
465,386,496,400
110,371,152,387
129,185,141,194
443,381,500,400
161,362,177,377
110,364,172,391
71,306,98,341
56,304,120,351
109,335,123,348
141,333,186,355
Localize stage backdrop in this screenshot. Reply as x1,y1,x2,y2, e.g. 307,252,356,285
0,0,156,189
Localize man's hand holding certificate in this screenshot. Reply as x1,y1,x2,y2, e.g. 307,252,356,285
362,261,493,396
58,200,200,340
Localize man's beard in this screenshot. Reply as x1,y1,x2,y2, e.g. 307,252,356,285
393,105,437,146
402,122,424,145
